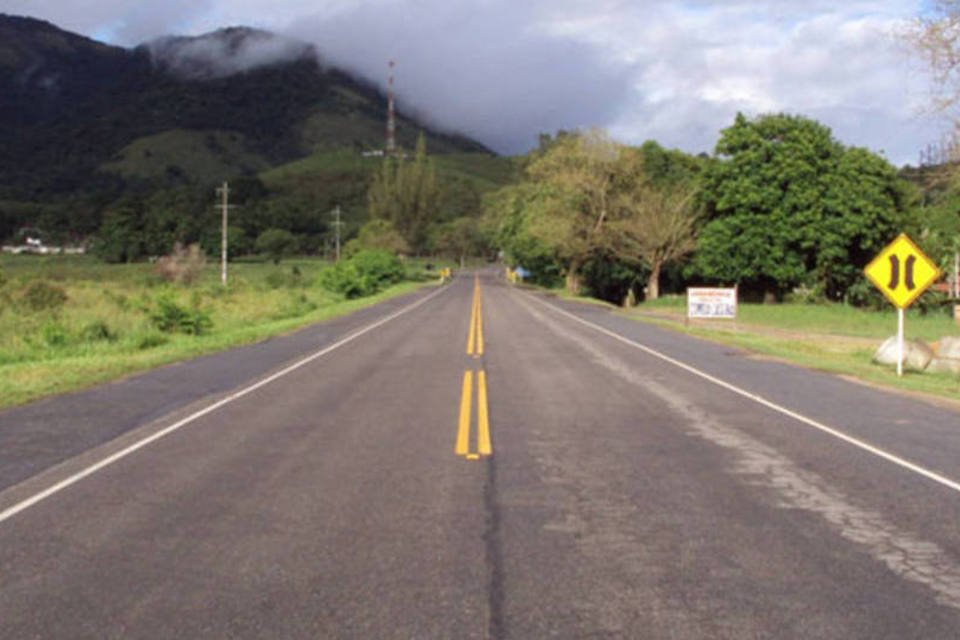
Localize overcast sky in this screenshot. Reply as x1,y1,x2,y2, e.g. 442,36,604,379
0,0,947,165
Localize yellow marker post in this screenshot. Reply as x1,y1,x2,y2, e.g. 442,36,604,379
455,371,473,456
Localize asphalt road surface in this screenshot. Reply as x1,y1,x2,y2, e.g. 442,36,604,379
3,270,960,638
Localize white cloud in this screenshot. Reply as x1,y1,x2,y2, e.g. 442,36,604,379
0,0,946,164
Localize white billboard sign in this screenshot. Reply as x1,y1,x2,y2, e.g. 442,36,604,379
687,287,737,319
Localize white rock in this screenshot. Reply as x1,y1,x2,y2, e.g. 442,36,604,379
937,336,960,360
928,357,960,376
873,337,934,371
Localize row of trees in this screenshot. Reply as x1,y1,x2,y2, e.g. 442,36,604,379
85,133,493,264
486,131,699,300
353,134,488,263
486,114,917,304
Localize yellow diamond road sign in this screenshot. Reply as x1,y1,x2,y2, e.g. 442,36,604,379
864,233,941,309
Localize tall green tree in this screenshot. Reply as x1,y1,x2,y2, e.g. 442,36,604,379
610,155,699,300
524,129,622,293
368,133,440,253
691,113,909,301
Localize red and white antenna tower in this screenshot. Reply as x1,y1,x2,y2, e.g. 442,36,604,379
386,59,397,155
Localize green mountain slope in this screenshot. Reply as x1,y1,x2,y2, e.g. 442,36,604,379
0,15,489,200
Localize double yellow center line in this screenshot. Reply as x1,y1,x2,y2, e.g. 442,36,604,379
456,275,492,460
467,277,483,357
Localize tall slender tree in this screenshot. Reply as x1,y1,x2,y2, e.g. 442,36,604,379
368,133,439,254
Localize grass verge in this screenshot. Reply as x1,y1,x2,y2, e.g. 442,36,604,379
0,255,442,410
536,286,960,406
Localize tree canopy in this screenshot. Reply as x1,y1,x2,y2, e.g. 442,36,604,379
690,113,910,300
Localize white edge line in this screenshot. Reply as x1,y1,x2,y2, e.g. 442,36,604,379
524,291,960,495
0,284,449,525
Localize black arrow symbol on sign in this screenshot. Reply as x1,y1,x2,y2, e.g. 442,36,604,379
887,255,917,291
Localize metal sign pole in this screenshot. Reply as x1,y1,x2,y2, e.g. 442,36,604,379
897,307,905,378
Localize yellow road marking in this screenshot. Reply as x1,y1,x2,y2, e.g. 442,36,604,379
476,287,484,357
455,370,473,456
477,370,491,456
466,281,478,356
466,275,484,357
457,276,492,459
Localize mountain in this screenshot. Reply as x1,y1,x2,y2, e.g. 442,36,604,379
0,15,489,199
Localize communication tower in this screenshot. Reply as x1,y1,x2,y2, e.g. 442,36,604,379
386,60,397,155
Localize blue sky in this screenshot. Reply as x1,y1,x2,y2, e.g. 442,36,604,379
0,0,946,165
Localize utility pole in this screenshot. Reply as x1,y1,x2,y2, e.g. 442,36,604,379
216,182,232,285
954,250,959,299
331,205,344,262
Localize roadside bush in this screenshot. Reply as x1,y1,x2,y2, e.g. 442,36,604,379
149,295,213,335
843,279,887,310
319,250,405,299
255,229,300,265
264,266,303,290
20,281,68,312
135,332,169,350
41,322,69,347
784,284,826,305
273,293,318,319
81,320,117,342
0,266,6,289
154,243,207,285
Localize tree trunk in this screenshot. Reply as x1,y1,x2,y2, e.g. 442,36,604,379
566,259,582,295
646,261,661,301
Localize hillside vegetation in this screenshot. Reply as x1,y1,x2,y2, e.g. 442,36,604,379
0,14,490,248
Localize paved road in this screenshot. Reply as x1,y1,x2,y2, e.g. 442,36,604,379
2,271,960,638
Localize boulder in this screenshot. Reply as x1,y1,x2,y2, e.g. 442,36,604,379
873,337,934,371
927,357,960,376
938,336,960,360
927,336,960,376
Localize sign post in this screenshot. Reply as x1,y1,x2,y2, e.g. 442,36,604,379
864,233,941,377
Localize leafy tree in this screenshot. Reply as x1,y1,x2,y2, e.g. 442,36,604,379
905,1,960,116
434,217,485,267
95,199,147,263
483,182,564,286
691,113,909,301
638,140,703,187
345,219,410,257
610,154,699,300
368,133,440,253
255,228,300,264
524,129,622,293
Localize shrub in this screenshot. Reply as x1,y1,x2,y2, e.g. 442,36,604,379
264,266,303,290
319,250,405,299
81,320,117,342
255,229,300,265
274,293,318,319
136,332,169,350
0,266,6,288
20,281,68,312
149,295,213,335
41,322,69,347
154,243,207,285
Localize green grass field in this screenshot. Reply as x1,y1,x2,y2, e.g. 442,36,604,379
624,293,960,403
101,129,271,184
0,254,446,409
